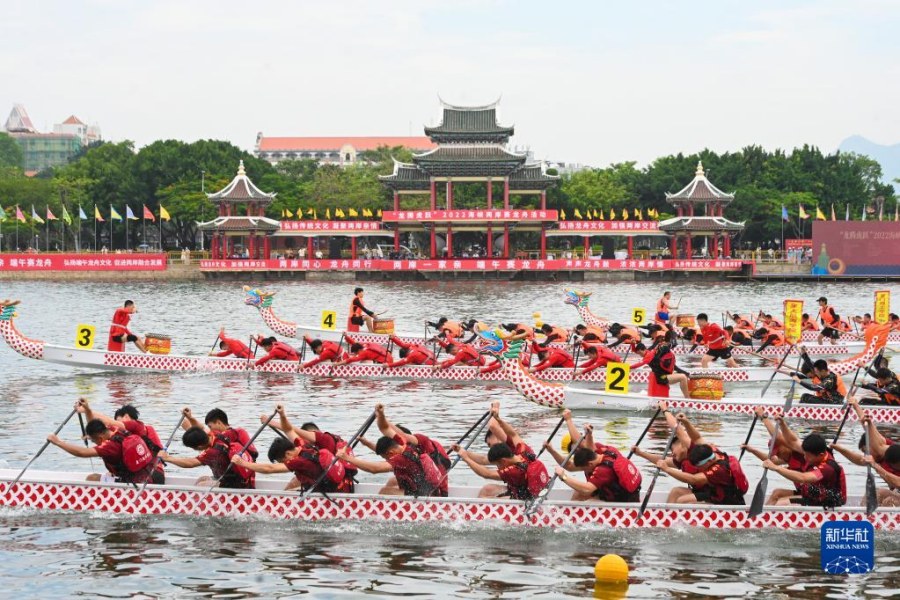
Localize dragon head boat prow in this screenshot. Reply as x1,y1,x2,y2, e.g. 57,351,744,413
0,301,46,360
563,289,591,307
243,286,275,308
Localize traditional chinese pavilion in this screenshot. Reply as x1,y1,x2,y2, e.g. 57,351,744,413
199,161,280,259
659,162,744,258
379,99,560,259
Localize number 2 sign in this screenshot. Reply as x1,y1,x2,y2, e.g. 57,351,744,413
605,362,630,394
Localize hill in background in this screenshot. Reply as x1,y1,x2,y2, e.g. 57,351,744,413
839,135,900,184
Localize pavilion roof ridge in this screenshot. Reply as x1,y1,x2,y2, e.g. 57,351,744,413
206,160,277,202
665,161,735,202
436,94,503,111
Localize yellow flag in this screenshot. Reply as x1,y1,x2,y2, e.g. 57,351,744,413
799,204,809,219
598,208,605,220
349,208,359,217
335,208,345,218
376,209,382,217
635,208,643,220
622,208,629,220
574,208,583,219
285,208,294,218
815,206,826,221
159,205,171,221
306,207,315,217
326,208,331,220
560,209,567,220
585,210,592,220
362,208,373,217
592,209,599,219
783,299,804,344
609,208,617,220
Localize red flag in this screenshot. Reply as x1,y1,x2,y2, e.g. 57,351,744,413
143,205,155,222
15,206,26,223
46,207,58,221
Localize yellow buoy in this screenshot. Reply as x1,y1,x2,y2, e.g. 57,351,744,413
593,581,629,600
560,432,572,452
595,554,629,584
532,312,541,319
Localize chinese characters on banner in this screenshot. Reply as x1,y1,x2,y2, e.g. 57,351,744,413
874,290,890,324
783,299,804,344
0,254,168,271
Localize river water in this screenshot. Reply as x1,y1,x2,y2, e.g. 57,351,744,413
0,280,897,598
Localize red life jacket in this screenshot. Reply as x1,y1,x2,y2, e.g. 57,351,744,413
592,444,642,501
107,431,155,482
798,456,847,507
209,431,256,488
390,448,444,497
272,341,299,361
499,451,549,501
702,453,748,504
320,432,359,485
295,446,347,493
819,305,840,328
648,345,676,382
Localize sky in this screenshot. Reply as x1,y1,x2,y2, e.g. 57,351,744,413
3,0,899,168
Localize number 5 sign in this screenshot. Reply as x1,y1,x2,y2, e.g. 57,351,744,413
605,362,630,394
631,308,646,325
75,324,96,349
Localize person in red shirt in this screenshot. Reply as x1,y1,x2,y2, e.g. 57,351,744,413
630,343,690,398
434,341,484,369
212,328,251,359
253,335,299,366
386,335,435,367
655,443,747,505
575,343,621,376
529,346,575,373
334,335,389,366
760,433,846,507
455,441,548,500
232,405,344,493
801,313,819,331
863,445,900,507
107,300,147,353
47,400,163,485
697,313,739,368
302,337,347,368
78,399,165,483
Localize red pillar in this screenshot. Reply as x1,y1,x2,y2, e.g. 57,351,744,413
211,234,218,259
307,236,314,259
351,237,357,260
430,228,437,259
583,236,590,258
430,179,436,210
724,235,731,257
393,230,400,253
711,235,718,258
503,178,510,209
627,236,633,259
393,192,399,211
540,225,546,259
677,206,683,217
446,181,452,210
263,236,271,260
487,227,493,258
446,227,452,258
686,235,693,258
670,236,677,258
503,225,510,259
541,191,547,210
487,179,493,209
248,234,255,259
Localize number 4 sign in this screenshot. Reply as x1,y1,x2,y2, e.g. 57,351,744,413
321,310,337,330
605,362,630,394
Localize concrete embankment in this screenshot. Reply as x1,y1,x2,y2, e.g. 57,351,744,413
0,264,205,281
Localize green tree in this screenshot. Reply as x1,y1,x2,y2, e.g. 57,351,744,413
0,133,23,169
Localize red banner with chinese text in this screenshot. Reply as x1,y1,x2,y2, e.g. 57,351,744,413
0,254,168,271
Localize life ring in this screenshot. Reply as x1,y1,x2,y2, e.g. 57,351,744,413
827,258,846,275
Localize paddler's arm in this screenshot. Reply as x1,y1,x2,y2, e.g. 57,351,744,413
753,407,778,438
302,354,327,368
630,446,674,467
335,450,392,474
860,412,888,458
774,416,802,453
830,443,865,466
656,461,708,487
357,437,377,452
490,402,524,448
157,452,202,469
231,456,289,474
554,466,596,494
740,444,782,464
375,404,413,445
46,434,99,458
182,407,203,431
676,413,704,445
561,409,579,447
864,456,900,488
453,446,500,480
762,460,820,484
77,399,123,432
272,405,300,444
389,335,410,350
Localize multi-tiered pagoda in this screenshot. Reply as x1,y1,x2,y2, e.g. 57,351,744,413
199,161,280,259
380,99,559,259
659,162,744,258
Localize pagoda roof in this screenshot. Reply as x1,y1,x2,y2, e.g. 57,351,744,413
4,104,37,133
665,161,735,204
413,144,526,177
379,160,431,191
508,163,560,191
424,98,514,143
62,115,84,125
207,160,276,203
658,216,745,234
197,216,281,232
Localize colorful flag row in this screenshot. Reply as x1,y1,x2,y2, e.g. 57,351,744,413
0,204,172,224
782,203,899,221
280,207,383,220
559,207,660,221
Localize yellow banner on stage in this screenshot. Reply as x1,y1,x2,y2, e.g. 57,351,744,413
783,299,803,344
874,290,890,324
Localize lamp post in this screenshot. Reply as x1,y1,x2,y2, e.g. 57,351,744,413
201,170,205,193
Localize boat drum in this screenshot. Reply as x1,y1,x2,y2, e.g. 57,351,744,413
373,318,395,335
145,333,172,355
675,314,697,328
688,373,724,400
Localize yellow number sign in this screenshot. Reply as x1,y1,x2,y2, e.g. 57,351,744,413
782,299,804,344
321,310,337,330
631,308,646,325
874,290,890,325
605,362,630,394
75,324,96,349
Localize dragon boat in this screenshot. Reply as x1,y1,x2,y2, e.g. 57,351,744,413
475,328,900,424
0,302,794,384
564,289,900,345
0,470,893,530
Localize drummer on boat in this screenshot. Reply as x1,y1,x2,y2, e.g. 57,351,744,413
108,300,147,353
697,313,739,369
348,287,377,333
655,291,678,325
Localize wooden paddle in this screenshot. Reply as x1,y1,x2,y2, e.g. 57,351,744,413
10,407,78,488
864,416,879,516
431,411,493,493
77,412,95,470
569,344,581,380
135,415,187,498
760,344,794,398
627,408,662,459
535,416,566,460
748,378,796,518
636,423,679,522
831,350,882,445
524,431,587,518
299,410,377,500
195,410,278,507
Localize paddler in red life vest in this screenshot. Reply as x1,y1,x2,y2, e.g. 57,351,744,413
301,336,348,368
574,343,620,376
853,313,874,332
832,399,899,506
573,324,607,343
791,346,847,405
696,313,739,368
453,404,548,500
47,398,164,485
333,335,389,365
253,335,299,366
212,328,251,359
233,405,348,493
546,411,642,502
433,340,485,369
741,408,807,504
338,405,447,497
726,311,754,331
630,342,690,398
631,404,701,499
816,296,843,345
864,444,900,507
760,433,847,507
348,287,377,333
528,345,575,373
752,325,785,352
801,313,819,331
759,313,784,330
385,335,435,367
539,323,570,345
107,300,147,353
158,407,258,489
